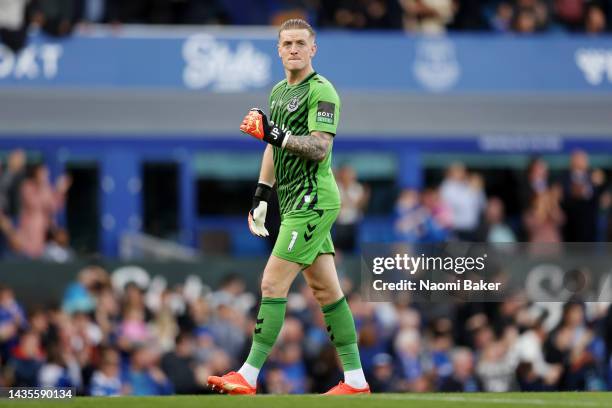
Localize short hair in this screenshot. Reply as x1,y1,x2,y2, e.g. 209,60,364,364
278,19,316,39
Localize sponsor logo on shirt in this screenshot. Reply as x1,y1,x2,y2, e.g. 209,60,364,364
316,101,335,124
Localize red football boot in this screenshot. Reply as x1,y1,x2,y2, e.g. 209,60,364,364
207,371,256,395
323,381,371,395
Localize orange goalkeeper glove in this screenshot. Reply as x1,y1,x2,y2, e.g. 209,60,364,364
240,108,288,148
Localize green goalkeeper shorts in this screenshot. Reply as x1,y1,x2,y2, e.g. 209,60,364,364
272,208,340,267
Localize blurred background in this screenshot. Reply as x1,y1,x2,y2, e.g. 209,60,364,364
1,0,612,396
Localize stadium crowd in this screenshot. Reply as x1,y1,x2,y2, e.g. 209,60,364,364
1,262,612,395
0,0,610,53
335,150,611,253
1,144,612,395
1,148,611,258
398,153,609,246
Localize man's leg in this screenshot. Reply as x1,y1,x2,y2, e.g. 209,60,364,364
303,254,369,393
240,255,301,382
208,254,301,394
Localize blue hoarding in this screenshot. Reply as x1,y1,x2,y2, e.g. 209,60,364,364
0,30,611,93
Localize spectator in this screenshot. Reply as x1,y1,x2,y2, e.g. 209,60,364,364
561,150,606,242
357,318,388,375
27,308,50,347
334,164,370,253
440,163,485,240
160,332,203,394
369,352,401,392
276,342,308,393
476,341,517,391
519,157,550,212
490,1,514,32
518,0,552,30
208,303,246,362
428,329,454,383
513,316,563,390
419,187,452,242
394,189,425,243
72,311,103,354
363,0,402,29
326,0,368,29
16,164,71,259
32,0,80,37
42,227,75,263
394,328,428,391
209,273,254,315
93,288,118,340
193,327,216,365
62,266,107,315
584,3,607,33
152,291,179,352
38,344,81,388
122,282,151,320
399,0,456,33
523,189,565,243
0,212,19,257
439,347,480,391
7,331,45,387
0,149,26,219
554,0,586,30
0,285,27,362
90,349,124,396
125,345,173,396
119,307,152,347
546,302,603,390
513,6,539,33
477,197,516,243
264,365,293,394
394,188,450,243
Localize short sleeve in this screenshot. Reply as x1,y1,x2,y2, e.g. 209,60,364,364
308,81,341,136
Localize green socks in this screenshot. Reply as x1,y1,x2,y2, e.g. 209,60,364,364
244,296,362,373
245,297,287,369
322,297,362,371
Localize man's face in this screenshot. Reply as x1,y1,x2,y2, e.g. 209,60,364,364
278,29,316,72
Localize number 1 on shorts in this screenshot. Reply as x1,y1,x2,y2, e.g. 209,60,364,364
288,230,298,251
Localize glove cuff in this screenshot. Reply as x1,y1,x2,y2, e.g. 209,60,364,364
264,125,287,148
252,182,273,208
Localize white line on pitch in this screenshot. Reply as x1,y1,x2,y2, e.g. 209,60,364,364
373,394,609,407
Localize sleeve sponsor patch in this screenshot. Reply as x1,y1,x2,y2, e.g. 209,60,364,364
316,101,335,124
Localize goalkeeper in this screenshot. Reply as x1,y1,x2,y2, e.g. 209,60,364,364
207,19,369,396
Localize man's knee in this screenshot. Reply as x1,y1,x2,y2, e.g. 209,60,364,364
309,282,339,306
261,277,287,298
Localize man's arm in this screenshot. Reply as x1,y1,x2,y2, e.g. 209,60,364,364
259,144,275,186
240,110,332,162
248,145,275,237
284,131,332,162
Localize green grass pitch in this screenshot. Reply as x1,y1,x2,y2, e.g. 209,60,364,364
3,393,612,408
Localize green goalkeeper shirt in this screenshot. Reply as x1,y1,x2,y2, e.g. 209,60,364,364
268,72,341,216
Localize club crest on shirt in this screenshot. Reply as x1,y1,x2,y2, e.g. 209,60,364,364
286,96,300,112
